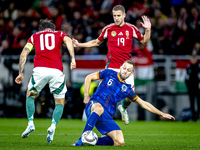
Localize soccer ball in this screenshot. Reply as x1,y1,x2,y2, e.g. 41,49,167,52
81,130,98,145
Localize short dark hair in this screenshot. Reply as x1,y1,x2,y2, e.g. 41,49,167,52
123,60,134,71
38,19,55,31
112,5,125,14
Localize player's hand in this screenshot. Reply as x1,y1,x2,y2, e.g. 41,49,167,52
140,15,151,30
15,73,24,84
70,57,76,71
162,113,175,121
84,95,90,104
72,38,79,47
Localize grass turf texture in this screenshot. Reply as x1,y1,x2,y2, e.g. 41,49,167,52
0,119,199,150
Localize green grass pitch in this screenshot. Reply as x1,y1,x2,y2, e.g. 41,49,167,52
0,118,200,150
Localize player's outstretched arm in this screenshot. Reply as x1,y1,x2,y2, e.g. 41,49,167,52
72,38,103,48
140,15,151,45
84,72,99,104
15,45,31,84
64,36,76,71
134,97,175,121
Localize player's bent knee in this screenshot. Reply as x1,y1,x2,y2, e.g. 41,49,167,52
94,106,104,114
118,140,125,146
26,90,38,98
114,139,125,146
93,103,104,115
54,98,65,106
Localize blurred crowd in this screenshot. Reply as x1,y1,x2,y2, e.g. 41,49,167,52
0,0,199,57
0,0,199,119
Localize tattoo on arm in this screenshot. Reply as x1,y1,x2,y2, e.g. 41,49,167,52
19,48,30,74
24,47,30,53
19,58,25,73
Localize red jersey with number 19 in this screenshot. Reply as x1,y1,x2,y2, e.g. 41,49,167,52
98,23,144,69
27,30,67,72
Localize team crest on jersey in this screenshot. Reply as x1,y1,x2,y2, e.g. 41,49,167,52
121,84,127,92
126,30,129,39
111,31,116,37
126,30,129,36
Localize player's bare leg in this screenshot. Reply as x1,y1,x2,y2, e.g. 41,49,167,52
106,130,124,146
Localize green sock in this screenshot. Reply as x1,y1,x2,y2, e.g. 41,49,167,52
52,104,64,125
26,97,35,121
122,99,132,110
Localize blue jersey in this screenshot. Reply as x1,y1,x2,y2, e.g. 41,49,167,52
90,69,138,117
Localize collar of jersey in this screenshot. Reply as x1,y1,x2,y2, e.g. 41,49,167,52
117,72,125,83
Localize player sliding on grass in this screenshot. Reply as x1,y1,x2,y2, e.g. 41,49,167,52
73,60,175,146
73,5,151,125
15,19,76,143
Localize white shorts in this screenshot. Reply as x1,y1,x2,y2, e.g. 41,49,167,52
28,67,67,99
108,68,135,90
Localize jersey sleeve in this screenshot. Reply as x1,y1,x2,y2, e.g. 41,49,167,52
135,30,144,41
97,30,105,41
97,26,108,41
25,35,34,51
97,69,109,79
27,34,34,45
128,92,138,102
60,31,68,42
131,25,144,41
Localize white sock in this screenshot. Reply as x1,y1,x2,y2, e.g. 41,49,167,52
51,123,56,130
28,121,34,126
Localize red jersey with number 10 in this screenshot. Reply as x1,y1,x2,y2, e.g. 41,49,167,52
98,23,144,69
27,30,68,72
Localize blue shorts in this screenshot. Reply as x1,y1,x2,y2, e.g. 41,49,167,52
85,100,121,135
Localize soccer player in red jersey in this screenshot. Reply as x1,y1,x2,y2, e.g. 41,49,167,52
15,19,76,143
72,5,151,125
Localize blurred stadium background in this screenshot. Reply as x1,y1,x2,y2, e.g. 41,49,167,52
0,0,200,122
